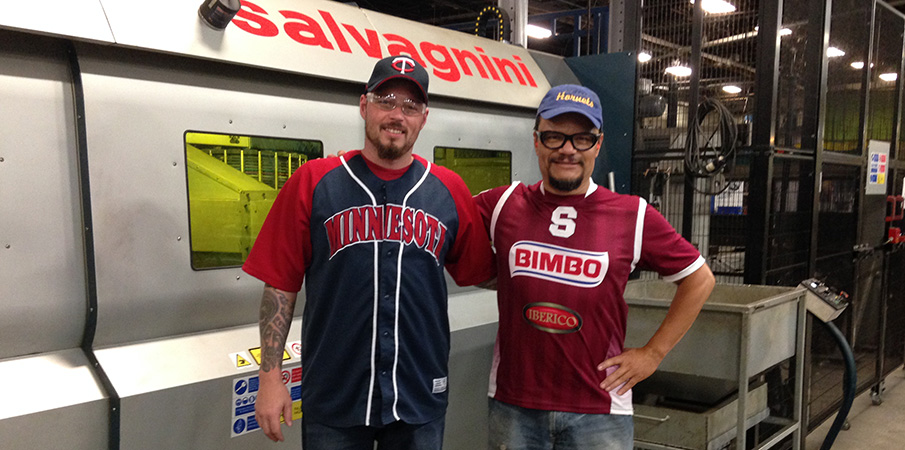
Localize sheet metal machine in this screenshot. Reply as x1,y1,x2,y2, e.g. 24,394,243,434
0,0,637,449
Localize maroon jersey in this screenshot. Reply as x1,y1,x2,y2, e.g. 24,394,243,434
474,180,704,414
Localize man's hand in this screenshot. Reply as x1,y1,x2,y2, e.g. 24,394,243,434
255,369,293,442
597,346,662,395
599,265,714,396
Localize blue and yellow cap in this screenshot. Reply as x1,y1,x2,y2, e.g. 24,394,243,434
537,84,602,129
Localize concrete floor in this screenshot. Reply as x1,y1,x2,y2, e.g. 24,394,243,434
805,367,905,450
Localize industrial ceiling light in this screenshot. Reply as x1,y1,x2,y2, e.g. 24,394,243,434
665,64,692,77
826,47,845,58
638,52,652,63
722,85,742,94
199,0,241,30
850,61,873,69
526,24,552,39
880,72,898,82
690,0,737,14
753,26,793,36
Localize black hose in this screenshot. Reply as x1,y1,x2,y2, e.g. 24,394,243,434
683,97,738,195
819,320,857,450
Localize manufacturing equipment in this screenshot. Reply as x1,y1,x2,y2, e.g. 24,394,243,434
0,0,636,448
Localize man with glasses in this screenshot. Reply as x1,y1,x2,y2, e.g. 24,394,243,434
243,55,494,449
474,84,715,449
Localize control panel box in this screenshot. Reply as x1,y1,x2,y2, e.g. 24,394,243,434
800,278,849,322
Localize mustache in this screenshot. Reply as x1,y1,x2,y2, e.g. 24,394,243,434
552,155,582,164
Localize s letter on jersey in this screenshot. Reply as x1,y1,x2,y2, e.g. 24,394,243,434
509,241,608,288
523,303,583,334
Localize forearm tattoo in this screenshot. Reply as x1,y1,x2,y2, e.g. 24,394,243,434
259,285,294,373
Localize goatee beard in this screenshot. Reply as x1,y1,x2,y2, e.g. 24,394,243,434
548,175,583,193
377,143,407,160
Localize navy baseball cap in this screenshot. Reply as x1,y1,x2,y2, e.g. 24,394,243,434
367,55,429,104
537,84,602,130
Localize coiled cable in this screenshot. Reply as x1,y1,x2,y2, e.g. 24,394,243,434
684,97,738,195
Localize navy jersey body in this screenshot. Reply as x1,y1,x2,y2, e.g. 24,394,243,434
244,151,494,427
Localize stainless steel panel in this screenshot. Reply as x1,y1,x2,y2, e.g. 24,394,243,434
78,46,361,346
529,49,582,86
0,402,108,450
625,281,801,380
446,289,498,450
0,0,114,43
0,350,107,421
97,291,498,449
0,350,108,449
75,44,533,346
0,31,87,359
96,323,298,449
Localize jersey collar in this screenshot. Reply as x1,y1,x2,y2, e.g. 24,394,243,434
540,179,598,198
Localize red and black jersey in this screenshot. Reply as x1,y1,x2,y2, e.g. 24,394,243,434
474,180,703,415
244,151,495,427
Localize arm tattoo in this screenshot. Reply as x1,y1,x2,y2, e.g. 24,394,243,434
259,284,295,373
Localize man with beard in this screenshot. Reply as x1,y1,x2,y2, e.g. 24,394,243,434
243,55,495,449
474,84,715,450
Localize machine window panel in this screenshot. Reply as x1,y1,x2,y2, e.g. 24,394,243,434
184,131,323,270
433,147,512,195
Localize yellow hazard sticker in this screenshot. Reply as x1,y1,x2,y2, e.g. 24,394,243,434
248,347,291,366
228,352,254,369
293,400,303,420
278,402,303,423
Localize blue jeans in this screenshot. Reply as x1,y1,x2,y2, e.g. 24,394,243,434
488,398,633,450
302,416,445,450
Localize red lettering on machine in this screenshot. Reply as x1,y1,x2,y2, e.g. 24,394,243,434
232,1,539,87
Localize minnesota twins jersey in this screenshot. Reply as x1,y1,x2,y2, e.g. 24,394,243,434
474,180,703,414
243,151,495,427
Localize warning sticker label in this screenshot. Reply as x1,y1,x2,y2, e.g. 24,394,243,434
229,352,253,369
248,347,291,366
288,340,302,358
231,364,302,438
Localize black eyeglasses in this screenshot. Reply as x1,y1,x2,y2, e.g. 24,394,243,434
535,130,601,151
366,92,426,116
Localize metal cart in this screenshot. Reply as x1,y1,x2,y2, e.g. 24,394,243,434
625,281,807,450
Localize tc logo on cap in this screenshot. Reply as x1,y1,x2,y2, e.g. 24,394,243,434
392,56,417,74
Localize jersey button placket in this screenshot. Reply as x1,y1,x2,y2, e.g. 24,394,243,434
376,239,397,416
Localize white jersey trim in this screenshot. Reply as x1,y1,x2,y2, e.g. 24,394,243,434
490,182,520,252
390,161,432,421
340,156,380,426
630,198,647,272
585,179,598,198
662,255,706,283
609,387,634,415
538,179,598,198
487,338,501,397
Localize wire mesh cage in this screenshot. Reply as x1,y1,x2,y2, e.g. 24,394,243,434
636,0,762,285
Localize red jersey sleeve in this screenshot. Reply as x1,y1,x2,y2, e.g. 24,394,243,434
242,157,342,292
427,162,496,286
637,202,704,281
